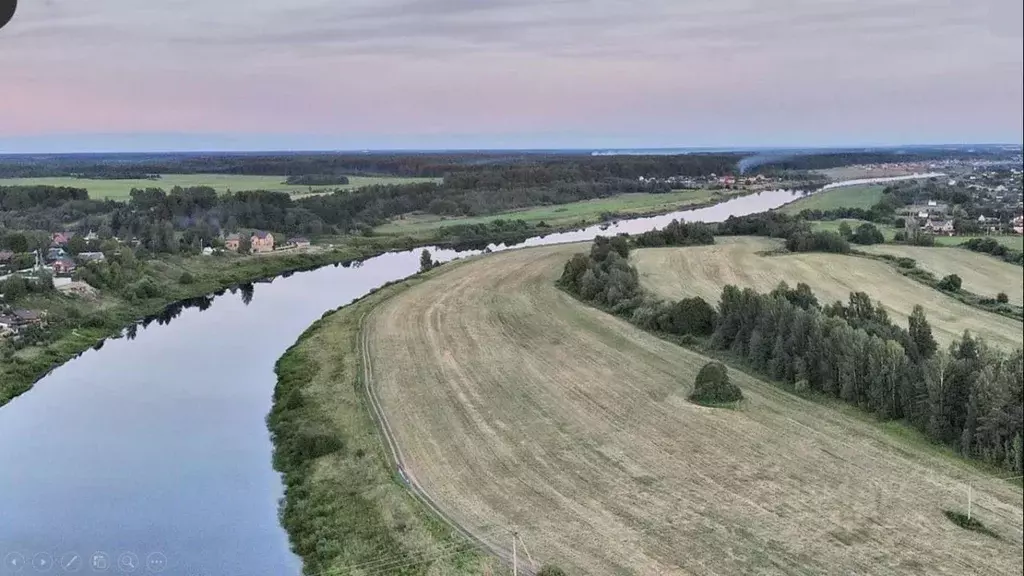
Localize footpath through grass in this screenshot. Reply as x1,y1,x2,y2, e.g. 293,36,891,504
0,174,440,200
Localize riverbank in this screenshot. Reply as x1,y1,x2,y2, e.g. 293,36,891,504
268,262,512,575
1,187,771,409
0,234,487,408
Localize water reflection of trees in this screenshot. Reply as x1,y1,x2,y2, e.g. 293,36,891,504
131,293,218,336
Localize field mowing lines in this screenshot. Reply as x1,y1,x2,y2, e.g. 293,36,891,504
366,244,1023,575
632,237,1023,350
359,296,531,575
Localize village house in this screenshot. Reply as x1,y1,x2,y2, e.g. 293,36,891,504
46,247,68,262
250,231,275,253
0,309,44,336
52,258,77,276
224,234,241,252
925,219,955,236
288,237,311,248
0,250,14,271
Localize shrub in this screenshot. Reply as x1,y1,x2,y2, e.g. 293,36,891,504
895,257,916,269
997,292,1009,304
943,510,1000,539
850,223,885,245
538,566,568,576
689,361,743,405
179,271,195,285
937,274,962,292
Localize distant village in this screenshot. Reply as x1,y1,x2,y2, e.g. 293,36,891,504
1,229,313,340
905,169,1024,236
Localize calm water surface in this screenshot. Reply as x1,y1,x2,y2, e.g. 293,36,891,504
0,183,913,575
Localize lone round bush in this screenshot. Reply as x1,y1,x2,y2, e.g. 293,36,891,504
689,361,743,405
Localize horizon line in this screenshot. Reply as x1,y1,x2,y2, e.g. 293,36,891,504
2,142,1022,157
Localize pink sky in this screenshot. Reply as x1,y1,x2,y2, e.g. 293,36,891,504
1,0,1021,151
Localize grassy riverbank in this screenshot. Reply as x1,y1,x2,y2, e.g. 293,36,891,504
268,264,508,575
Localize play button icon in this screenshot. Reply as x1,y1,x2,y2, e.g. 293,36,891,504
32,552,53,571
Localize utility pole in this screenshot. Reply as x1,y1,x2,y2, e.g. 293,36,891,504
512,531,518,576
967,482,972,521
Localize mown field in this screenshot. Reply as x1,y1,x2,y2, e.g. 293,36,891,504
861,244,1023,305
631,237,1023,350
932,235,1024,250
810,219,899,240
0,174,440,200
365,244,1023,575
777,184,885,214
268,272,507,576
374,189,744,235
807,221,1024,251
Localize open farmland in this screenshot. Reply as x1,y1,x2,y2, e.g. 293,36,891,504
374,189,744,236
365,244,1023,575
631,237,1023,350
861,244,1024,304
777,184,884,214
0,174,440,200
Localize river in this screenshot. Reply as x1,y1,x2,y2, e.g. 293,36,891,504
0,179,930,575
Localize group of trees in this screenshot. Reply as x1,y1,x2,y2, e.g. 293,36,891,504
961,237,1024,266
559,235,718,338
559,236,1024,474
713,285,1023,472
633,219,715,248
283,174,350,186
837,221,886,245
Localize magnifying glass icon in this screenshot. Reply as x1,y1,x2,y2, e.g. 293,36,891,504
118,552,139,572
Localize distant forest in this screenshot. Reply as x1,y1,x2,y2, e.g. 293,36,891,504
0,152,743,179
0,153,744,254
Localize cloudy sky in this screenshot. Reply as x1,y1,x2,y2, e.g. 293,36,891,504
0,0,1021,152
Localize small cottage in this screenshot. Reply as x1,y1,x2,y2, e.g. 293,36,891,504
53,258,77,276
251,231,275,253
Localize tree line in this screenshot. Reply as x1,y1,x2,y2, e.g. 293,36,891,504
716,212,852,253
559,235,1024,474
0,151,743,179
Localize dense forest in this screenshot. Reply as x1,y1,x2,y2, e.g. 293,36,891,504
0,151,743,179
559,236,1024,474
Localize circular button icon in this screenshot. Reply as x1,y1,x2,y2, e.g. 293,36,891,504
144,553,167,573
116,553,138,574
32,552,53,572
60,552,83,572
4,552,26,572
89,552,109,572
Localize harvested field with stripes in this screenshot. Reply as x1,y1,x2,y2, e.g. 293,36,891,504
364,243,1023,575
632,237,1023,350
